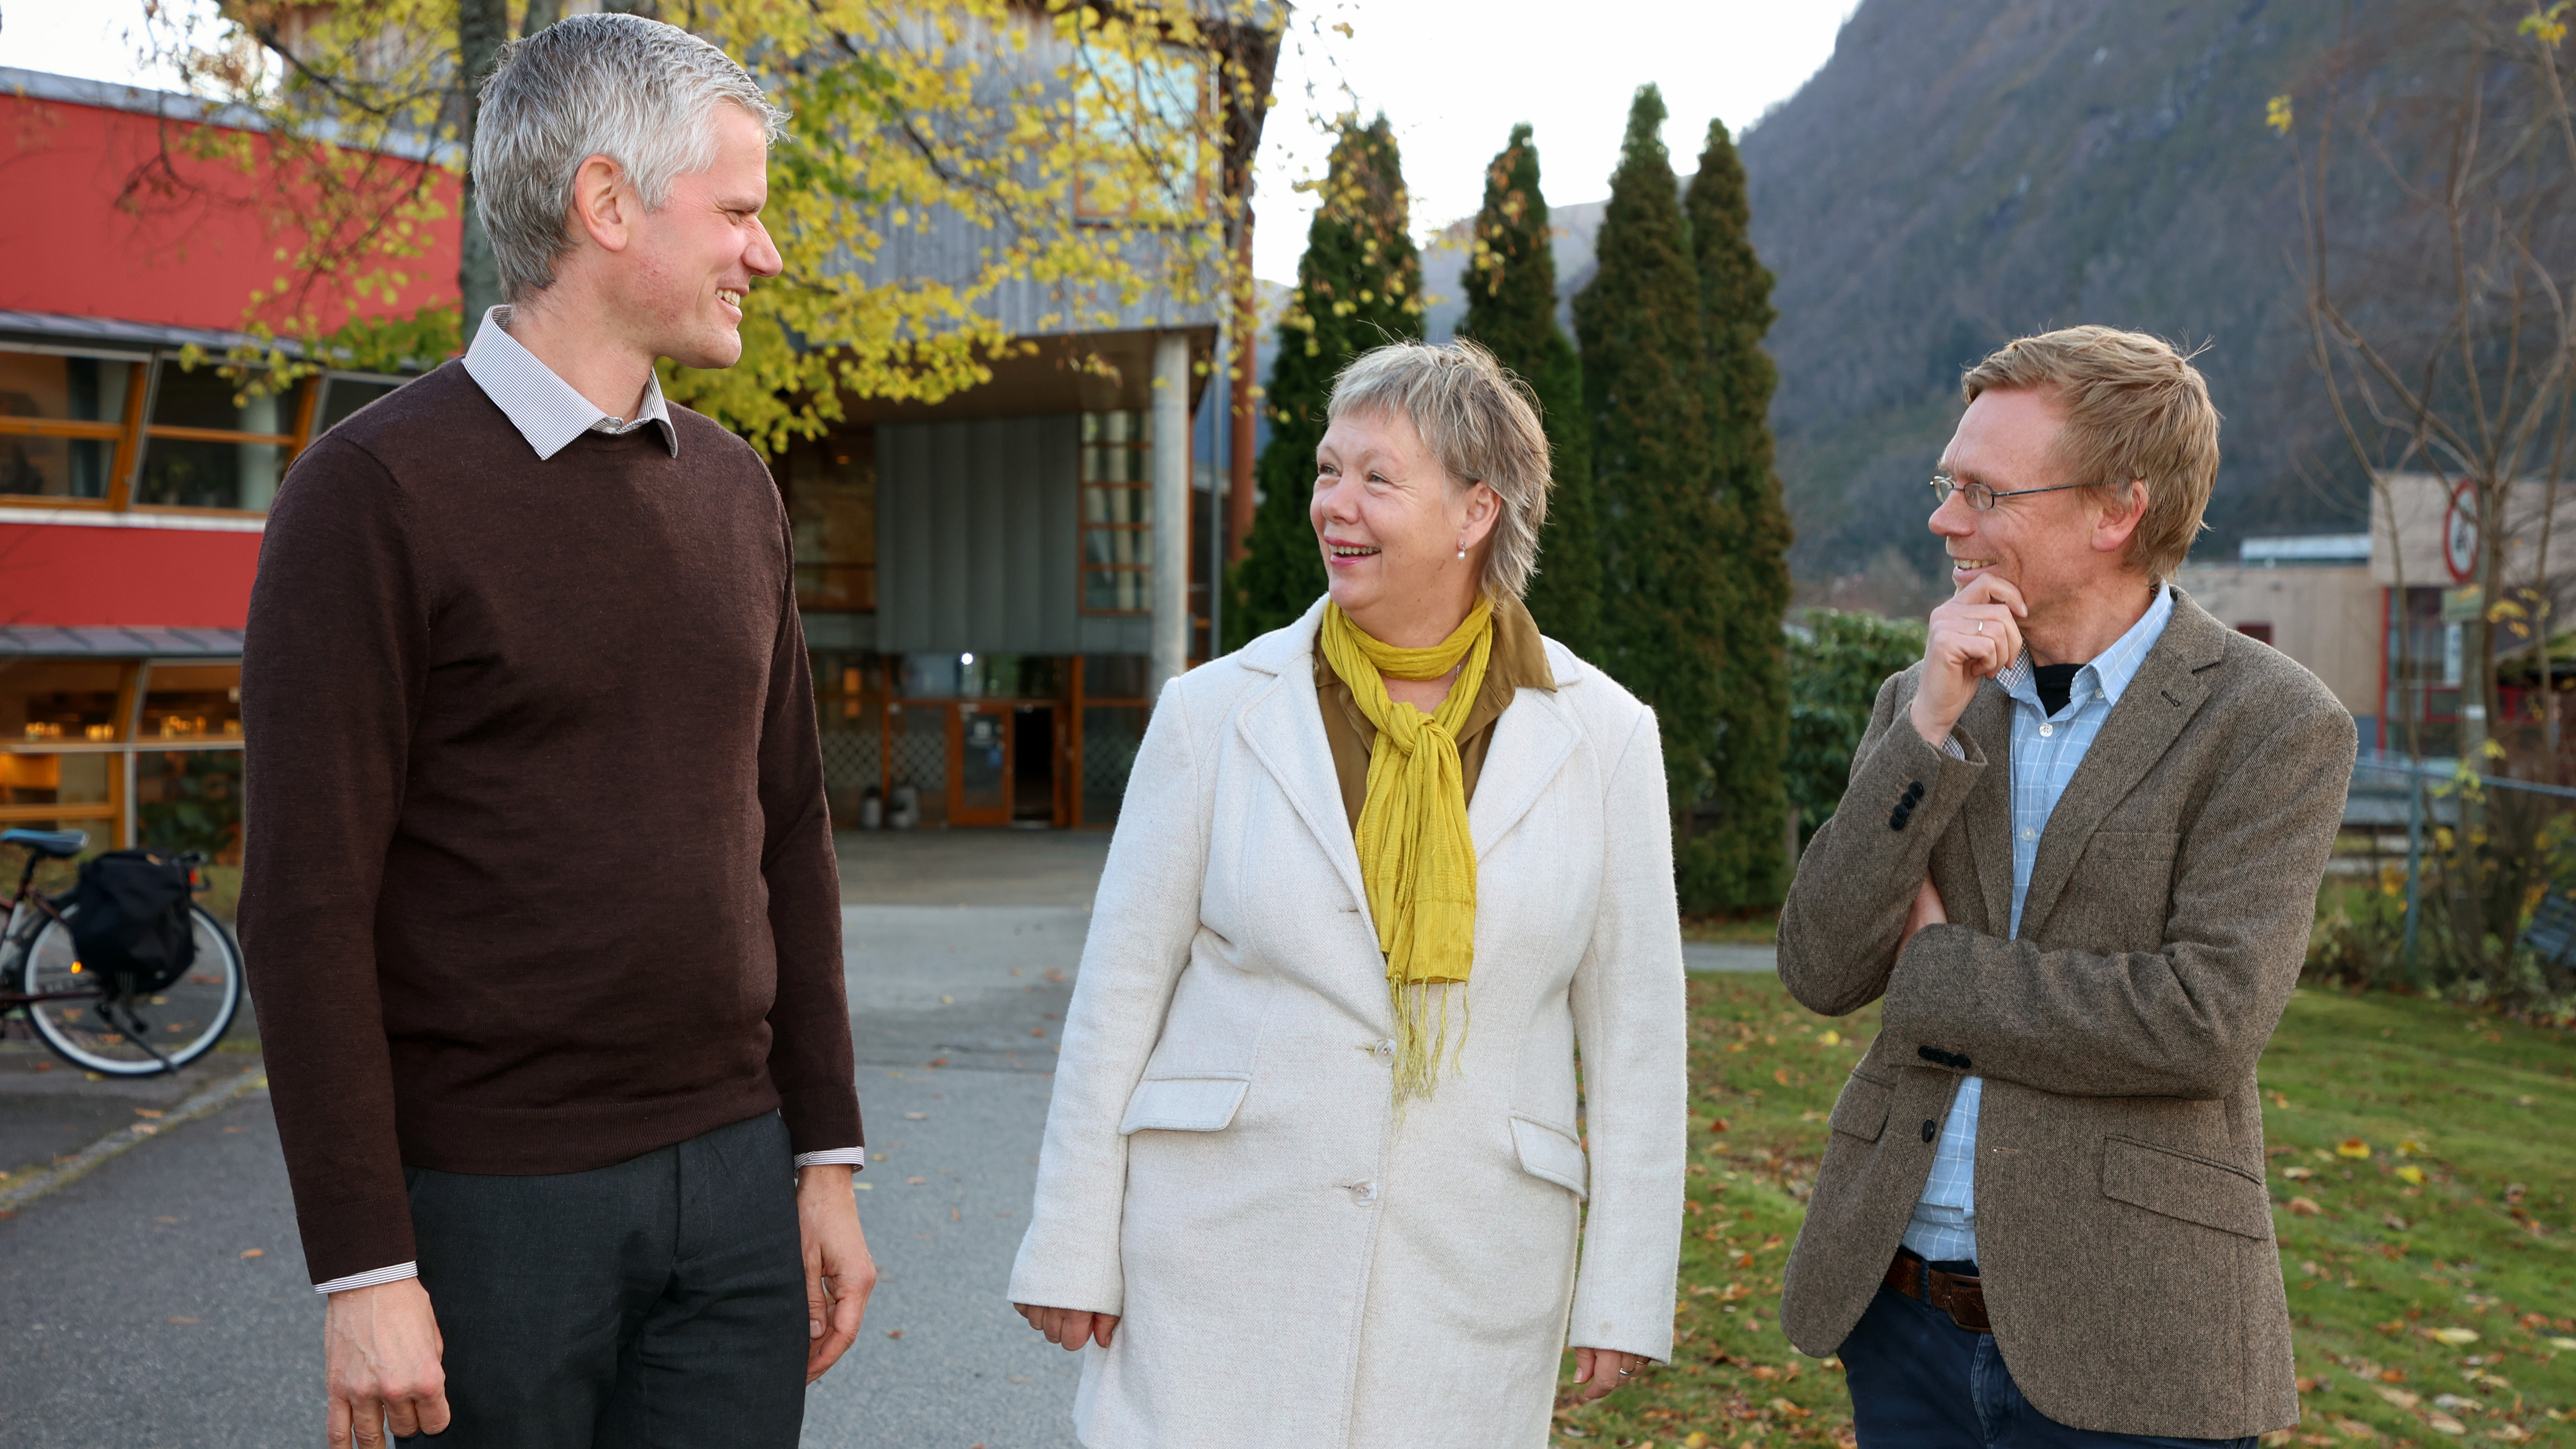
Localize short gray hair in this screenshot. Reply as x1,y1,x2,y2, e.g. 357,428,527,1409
473,14,787,300
1326,340,1553,600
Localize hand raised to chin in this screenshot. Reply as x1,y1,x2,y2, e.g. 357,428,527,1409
1913,574,2027,748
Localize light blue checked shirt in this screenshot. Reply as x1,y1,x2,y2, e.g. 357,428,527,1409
1900,584,2174,1265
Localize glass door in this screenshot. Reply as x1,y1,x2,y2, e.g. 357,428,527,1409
954,703,1010,826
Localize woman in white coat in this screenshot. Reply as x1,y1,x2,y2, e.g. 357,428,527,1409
1009,339,1686,1448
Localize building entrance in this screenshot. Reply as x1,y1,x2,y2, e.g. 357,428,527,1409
886,698,1063,829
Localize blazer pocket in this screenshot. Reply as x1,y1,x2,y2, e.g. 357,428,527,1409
1828,1071,1894,1143
1510,1115,1588,1200
2085,830,2180,863
1118,1076,1250,1135
2100,1135,2272,1239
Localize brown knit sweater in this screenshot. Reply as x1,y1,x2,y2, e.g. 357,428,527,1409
239,362,859,1286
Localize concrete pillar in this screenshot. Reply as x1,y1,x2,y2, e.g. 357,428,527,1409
1151,330,1192,697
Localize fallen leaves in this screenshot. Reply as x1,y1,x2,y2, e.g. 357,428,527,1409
2284,1166,2316,1180
2424,1413,2467,1435
165,1316,200,1325
1817,1030,1841,1047
2375,1387,2421,1409
2394,1165,2426,1186
2289,1197,2324,1216
905,1177,926,1185
2424,1327,2480,1346
2332,1417,2380,1438
238,1248,263,1259
133,1108,163,1119
2337,1138,2373,1159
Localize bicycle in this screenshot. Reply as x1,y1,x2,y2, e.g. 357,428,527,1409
0,828,245,1076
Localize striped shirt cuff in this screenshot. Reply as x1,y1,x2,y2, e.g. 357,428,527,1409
1940,734,1967,761
314,1261,418,1296
794,1148,868,1169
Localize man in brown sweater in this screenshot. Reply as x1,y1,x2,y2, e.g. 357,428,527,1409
240,16,870,1447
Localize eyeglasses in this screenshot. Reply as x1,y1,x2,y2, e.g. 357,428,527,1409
1928,474,2106,511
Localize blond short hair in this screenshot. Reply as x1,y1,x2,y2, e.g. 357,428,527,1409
1959,325,2220,580
1327,340,1552,599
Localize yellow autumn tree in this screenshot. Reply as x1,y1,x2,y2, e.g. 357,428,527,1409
136,0,1271,454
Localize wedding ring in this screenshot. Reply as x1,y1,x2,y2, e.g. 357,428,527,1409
1975,620,1987,635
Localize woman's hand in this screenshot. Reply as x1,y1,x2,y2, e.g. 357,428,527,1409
1014,1302,1119,1351
1570,1346,1650,1402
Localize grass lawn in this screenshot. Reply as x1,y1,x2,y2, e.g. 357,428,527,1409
1551,975,2576,1449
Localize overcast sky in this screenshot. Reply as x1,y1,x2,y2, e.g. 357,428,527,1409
0,0,1854,283
1256,1,1853,279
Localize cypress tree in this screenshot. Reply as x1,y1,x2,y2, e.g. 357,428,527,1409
1458,123,1599,661
1229,115,1425,648
1573,85,1728,907
1688,116,1796,908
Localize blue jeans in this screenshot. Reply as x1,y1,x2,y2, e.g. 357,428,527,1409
1840,1261,2255,1449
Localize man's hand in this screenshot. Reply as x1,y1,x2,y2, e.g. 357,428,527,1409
1570,1347,1651,1402
1913,574,2027,747
1014,1302,1119,1351
797,1164,877,1383
324,1277,447,1448
1903,874,1948,952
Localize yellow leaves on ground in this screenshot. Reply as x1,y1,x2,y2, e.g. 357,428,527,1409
1816,1030,1841,1047
2425,1327,2481,1345
2338,1138,2373,1159
2375,1387,2421,1409
2425,1413,2468,1435
2395,1165,2426,1185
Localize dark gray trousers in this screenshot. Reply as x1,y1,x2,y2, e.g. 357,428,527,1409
393,1111,808,1448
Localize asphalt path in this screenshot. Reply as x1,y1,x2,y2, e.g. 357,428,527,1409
0,900,1093,1449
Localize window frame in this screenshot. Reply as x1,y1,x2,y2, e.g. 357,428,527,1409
0,341,153,512
0,341,416,518
1078,410,1154,617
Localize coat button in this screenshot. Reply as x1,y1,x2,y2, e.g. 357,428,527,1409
1921,1119,1938,1143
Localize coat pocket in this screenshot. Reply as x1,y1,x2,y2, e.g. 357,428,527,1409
2100,1135,2272,1239
1510,1115,1588,1200
1118,1076,1250,1135
1827,1072,1894,1142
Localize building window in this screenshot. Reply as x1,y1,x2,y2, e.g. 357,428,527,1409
0,349,140,502
314,375,403,437
1081,411,1152,614
1072,44,1208,224
135,363,308,512
785,433,876,613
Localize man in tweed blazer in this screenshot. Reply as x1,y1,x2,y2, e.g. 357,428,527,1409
1777,327,2356,1449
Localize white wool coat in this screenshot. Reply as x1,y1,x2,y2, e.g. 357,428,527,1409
1008,600,1688,1449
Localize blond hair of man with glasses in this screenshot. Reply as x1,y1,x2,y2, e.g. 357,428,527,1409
1776,326,2355,1449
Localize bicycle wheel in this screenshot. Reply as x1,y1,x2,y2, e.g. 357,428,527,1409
23,904,244,1076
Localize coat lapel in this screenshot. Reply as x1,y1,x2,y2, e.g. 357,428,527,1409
1955,681,2016,936
2016,591,2226,937
1233,603,1374,926
1468,676,1582,859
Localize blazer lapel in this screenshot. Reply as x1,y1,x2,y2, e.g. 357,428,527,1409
1233,608,1374,927
2017,593,2226,937
1467,682,1581,859
1955,681,2016,936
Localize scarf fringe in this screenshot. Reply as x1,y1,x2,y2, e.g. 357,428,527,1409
1389,977,1469,1101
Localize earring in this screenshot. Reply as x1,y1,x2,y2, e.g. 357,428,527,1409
1455,546,1467,559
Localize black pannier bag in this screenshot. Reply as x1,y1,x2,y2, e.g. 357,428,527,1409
67,850,197,996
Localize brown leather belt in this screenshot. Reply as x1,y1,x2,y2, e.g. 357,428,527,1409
1885,1250,1990,1334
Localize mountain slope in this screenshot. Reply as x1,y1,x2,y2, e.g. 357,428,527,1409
1738,0,2364,598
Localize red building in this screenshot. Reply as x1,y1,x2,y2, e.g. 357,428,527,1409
0,67,460,857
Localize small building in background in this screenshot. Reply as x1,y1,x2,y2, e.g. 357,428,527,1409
2183,473,2576,761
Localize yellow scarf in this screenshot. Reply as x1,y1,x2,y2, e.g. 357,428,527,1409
1318,597,1495,1097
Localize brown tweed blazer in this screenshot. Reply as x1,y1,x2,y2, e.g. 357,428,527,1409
1776,589,2356,1440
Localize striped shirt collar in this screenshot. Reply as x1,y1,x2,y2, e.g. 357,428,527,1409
1992,582,2175,714
461,305,678,461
